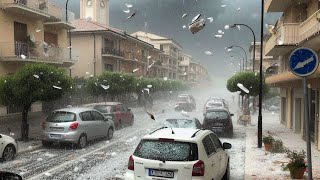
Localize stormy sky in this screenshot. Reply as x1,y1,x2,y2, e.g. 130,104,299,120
64,0,281,83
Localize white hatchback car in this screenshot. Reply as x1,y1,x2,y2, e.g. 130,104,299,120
125,128,231,180
0,134,18,161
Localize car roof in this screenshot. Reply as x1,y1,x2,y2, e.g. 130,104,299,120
206,108,229,112
178,94,190,97
143,128,210,142
52,107,96,114
82,102,122,107
165,117,197,121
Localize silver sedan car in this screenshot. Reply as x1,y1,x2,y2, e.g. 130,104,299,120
42,107,115,148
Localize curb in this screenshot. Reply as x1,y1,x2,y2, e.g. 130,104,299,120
18,144,43,155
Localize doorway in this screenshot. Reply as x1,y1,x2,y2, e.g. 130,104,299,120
295,98,302,133
281,97,287,124
14,22,28,57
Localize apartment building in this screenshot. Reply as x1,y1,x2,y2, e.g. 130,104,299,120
179,53,192,81
131,31,182,80
0,0,77,115
265,0,320,150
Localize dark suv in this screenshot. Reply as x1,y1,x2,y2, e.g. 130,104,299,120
203,108,234,138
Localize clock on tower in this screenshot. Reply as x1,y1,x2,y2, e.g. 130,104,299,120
80,0,109,26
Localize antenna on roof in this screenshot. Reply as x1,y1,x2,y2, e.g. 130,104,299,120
171,127,175,134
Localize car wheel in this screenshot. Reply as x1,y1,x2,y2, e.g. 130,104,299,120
129,116,134,126
78,134,87,149
2,144,16,161
107,127,114,140
42,140,52,148
222,161,230,180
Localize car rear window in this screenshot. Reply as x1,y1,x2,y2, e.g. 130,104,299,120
165,119,196,128
94,105,114,113
207,102,223,107
205,111,229,119
47,111,76,122
134,140,198,161
177,96,189,102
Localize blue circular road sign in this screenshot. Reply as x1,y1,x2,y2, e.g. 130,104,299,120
289,47,319,77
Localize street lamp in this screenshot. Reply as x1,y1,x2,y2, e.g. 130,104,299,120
66,0,71,60
226,45,248,70
225,23,256,72
230,55,243,72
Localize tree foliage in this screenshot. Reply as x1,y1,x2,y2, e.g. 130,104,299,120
226,71,269,97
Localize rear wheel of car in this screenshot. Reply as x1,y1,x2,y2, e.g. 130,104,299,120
42,140,52,148
222,161,230,180
2,144,16,161
78,134,87,149
107,127,114,140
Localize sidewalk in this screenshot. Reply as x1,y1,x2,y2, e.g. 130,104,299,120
244,111,320,179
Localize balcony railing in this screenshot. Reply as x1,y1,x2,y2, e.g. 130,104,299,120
102,47,124,57
0,0,49,13
0,42,78,64
47,1,75,23
299,9,320,43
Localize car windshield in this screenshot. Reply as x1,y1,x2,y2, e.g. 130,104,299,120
134,140,198,161
94,105,114,113
164,119,196,128
205,111,229,119
47,111,76,122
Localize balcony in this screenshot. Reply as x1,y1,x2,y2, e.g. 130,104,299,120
44,2,75,29
0,0,50,19
264,0,292,12
264,23,299,56
298,9,320,47
102,47,124,58
0,42,78,66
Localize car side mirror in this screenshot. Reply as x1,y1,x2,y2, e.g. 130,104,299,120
104,116,112,121
128,108,131,111
223,142,232,150
0,171,22,180
230,114,234,116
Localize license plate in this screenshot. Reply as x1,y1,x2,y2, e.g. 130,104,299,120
212,128,222,133
49,134,62,139
149,169,174,178
50,127,64,131
214,123,224,126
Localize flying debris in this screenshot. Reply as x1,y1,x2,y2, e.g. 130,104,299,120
266,24,276,34
182,25,187,29
132,68,139,73
147,85,152,88
147,112,155,120
214,34,223,38
101,84,110,90
33,74,39,79
218,30,223,34
53,85,62,90
147,56,151,59
224,25,230,30
205,51,213,55
221,5,226,7
237,83,249,94
237,8,241,11
192,14,201,23
183,72,187,75
127,11,136,19
189,19,206,34
163,77,168,81
207,17,213,23
85,72,90,75
36,29,41,33
123,9,130,13
182,13,188,18
236,25,241,30
124,3,133,8
227,48,232,52
21,54,26,59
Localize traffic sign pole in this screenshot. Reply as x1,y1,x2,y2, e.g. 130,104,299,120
303,77,312,180
289,47,318,180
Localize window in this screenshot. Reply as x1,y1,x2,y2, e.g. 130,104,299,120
105,64,113,71
209,133,222,149
80,111,93,121
202,135,217,156
91,111,104,121
134,140,198,161
120,105,128,112
94,105,114,113
7,104,24,114
160,45,164,51
47,111,76,122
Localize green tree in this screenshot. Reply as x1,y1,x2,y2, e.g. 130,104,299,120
0,63,72,141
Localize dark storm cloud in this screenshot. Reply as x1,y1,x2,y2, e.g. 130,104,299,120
63,0,281,82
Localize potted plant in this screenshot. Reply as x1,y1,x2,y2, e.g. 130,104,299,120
283,149,307,179
262,135,274,151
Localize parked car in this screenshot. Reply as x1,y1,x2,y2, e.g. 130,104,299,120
163,117,202,129
82,102,134,129
203,108,234,138
0,134,17,161
175,94,196,112
125,127,232,180
42,107,115,148
204,101,226,113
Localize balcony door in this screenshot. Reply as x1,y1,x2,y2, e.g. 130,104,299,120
14,21,28,57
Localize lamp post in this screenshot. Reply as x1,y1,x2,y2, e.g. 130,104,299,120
225,23,256,72
230,55,242,72
226,45,248,71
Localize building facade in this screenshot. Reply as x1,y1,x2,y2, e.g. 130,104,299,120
0,0,77,115
265,0,320,150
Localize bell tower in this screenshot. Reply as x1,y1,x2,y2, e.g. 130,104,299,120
80,0,109,26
